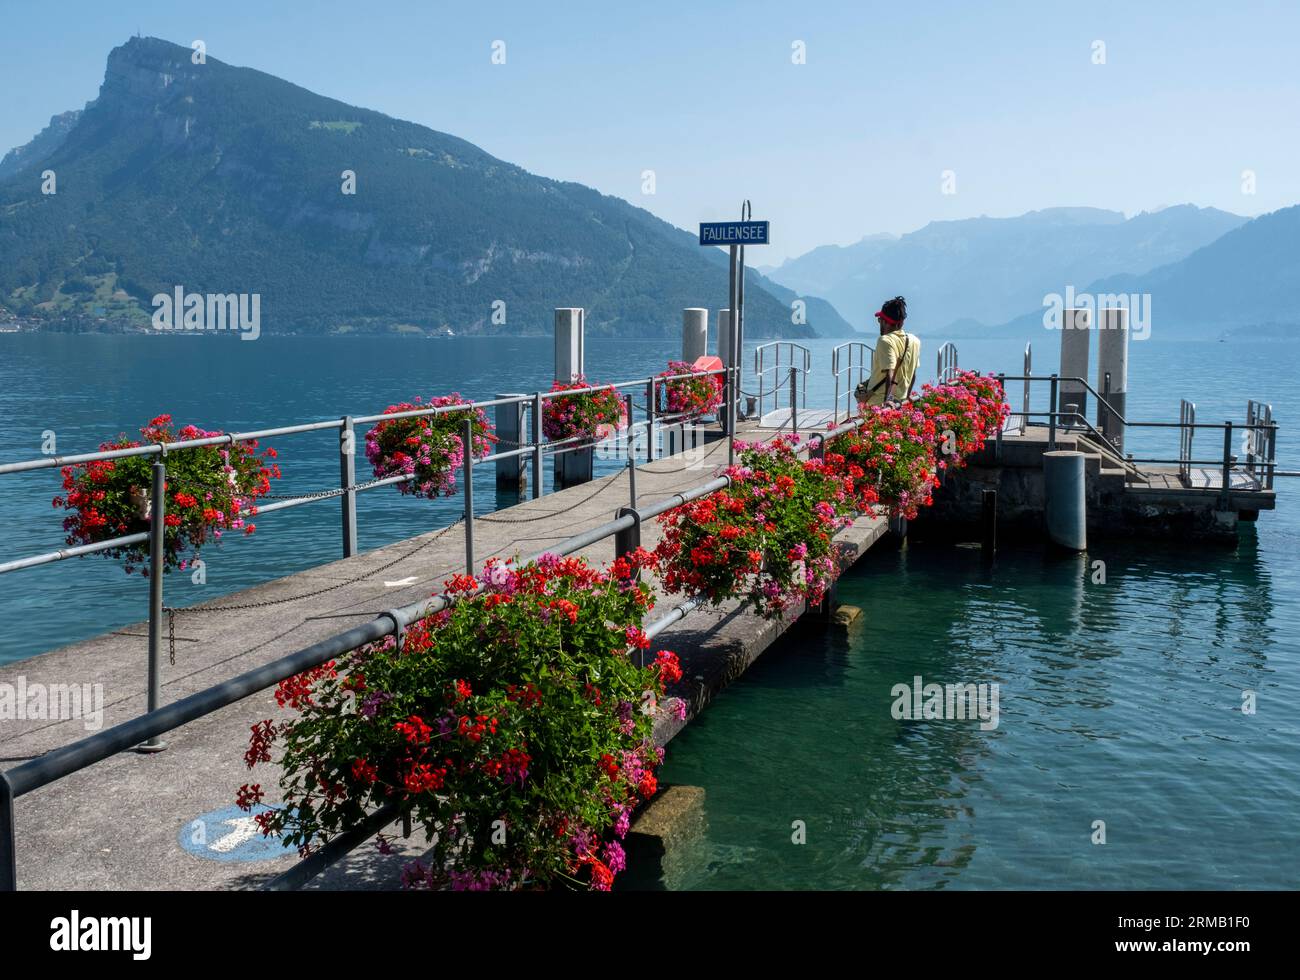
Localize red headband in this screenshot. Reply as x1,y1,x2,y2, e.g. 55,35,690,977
874,311,900,326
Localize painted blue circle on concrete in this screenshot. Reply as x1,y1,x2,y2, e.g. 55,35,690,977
178,804,299,863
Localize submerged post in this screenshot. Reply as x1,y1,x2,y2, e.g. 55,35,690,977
140,459,167,752
981,489,998,559
1043,450,1087,551
339,415,358,557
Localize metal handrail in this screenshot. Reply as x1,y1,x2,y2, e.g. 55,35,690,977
0,414,872,891
753,342,810,418
936,342,959,383
832,341,873,424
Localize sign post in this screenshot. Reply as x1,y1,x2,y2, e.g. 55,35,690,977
700,206,767,436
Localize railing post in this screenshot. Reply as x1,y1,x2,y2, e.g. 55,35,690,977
0,774,16,891
995,373,1005,462
140,458,167,753
646,378,656,463
625,393,637,508
339,415,358,557
614,506,642,561
532,391,544,500
789,366,798,436
463,418,475,573
1048,375,1058,451
1221,421,1233,505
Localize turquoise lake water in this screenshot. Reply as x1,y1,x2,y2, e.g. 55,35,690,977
1,331,1297,889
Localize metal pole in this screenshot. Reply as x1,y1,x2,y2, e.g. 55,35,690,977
728,245,739,436
727,366,736,468
531,391,543,499
789,366,798,436
463,419,475,572
1221,421,1233,505
1048,375,1059,451
995,373,1005,462
625,394,637,508
140,459,167,752
646,378,656,463
339,415,358,558
0,776,13,891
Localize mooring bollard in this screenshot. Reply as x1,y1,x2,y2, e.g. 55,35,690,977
494,395,526,491
1044,450,1086,551
139,458,168,753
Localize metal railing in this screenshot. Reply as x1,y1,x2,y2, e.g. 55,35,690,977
1022,342,1032,430
753,342,810,419
936,342,959,383
1004,374,1285,491
0,413,865,891
1245,400,1276,490
1179,399,1196,486
0,367,730,744
832,341,873,423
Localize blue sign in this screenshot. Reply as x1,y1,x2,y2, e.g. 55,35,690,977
699,220,770,246
178,804,300,863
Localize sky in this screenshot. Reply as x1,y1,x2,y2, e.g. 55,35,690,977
2,0,1297,263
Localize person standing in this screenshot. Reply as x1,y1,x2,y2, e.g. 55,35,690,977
856,296,921,409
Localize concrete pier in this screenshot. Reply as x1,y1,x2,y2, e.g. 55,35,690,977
0,419,885,890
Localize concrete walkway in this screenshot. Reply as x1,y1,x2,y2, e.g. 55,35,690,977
0,427,886,890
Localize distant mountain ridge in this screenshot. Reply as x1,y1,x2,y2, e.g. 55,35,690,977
765,206,1249,331
0,37,852,338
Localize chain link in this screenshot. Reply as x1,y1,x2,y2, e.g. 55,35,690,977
163,516,464,663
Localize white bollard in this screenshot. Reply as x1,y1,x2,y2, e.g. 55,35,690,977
1096,307,1128,450
554,308,590,486
682,308,708,363
554,308,585,383
1059,308,1091,423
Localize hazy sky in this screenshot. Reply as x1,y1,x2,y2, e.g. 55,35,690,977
3,0,1297,262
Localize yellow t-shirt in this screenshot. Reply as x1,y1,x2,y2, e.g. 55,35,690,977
862,331,921,407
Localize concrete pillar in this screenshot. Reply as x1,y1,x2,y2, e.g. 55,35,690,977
494,394,526,489
1096,307,1128,451
554,308,585,382
1058,308,1090,421
1044,450,1087,551
554,308,590,486
682,308,708,363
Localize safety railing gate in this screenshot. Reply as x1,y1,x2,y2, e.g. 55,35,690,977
753,342,811,419
936,342,959,383
1246,400,1276,490
832,341,873,423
